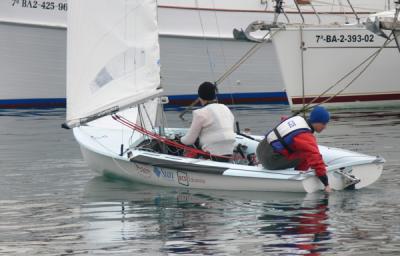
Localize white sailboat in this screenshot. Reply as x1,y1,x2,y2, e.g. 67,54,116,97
67,0,384,193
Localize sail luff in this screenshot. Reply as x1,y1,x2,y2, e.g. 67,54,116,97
66,0,161,124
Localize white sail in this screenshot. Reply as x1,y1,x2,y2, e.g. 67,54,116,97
66,0,162,127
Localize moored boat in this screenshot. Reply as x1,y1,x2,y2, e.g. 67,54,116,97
0,0,394,108
270,21,400,110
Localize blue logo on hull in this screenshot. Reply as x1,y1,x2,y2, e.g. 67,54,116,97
153,167,174,180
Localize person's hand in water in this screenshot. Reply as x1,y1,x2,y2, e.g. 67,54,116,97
324,185,332,193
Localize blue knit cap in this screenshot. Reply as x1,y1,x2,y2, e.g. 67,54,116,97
309,106,330,124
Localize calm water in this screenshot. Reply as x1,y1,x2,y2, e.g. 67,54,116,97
1,106,400,255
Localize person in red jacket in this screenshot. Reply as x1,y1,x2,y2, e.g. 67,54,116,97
256,106,332,192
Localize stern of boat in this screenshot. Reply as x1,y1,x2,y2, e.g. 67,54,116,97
335,158,384,190
302,146,385,193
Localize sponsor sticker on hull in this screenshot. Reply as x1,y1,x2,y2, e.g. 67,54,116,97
177,171,206,187
153,167,174,181
134,163,152,179
177,171,189,186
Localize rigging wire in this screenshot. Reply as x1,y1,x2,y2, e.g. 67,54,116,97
142,102,156,131
154,98,169,131
392,3,400,52
112,114,232,160
179,2,280,120
194,0,216,81
178,30,276,120
210,0,236,106
137,105,148,140
215,30,276,85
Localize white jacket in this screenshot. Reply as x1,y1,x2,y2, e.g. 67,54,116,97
181,103,235,155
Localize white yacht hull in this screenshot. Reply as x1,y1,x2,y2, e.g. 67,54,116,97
0,0,393,108
0,23,287,108
73,125,384,193
272,24,400,110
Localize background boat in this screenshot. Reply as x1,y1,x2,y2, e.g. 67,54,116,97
0,0,395,108
271,22,400,110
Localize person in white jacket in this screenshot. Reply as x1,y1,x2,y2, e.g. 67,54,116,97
180,82,235,162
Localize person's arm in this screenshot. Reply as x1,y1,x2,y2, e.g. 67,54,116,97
180,111,206,146
292,133,331,192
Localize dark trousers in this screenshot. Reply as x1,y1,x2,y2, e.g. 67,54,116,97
256,138,300,170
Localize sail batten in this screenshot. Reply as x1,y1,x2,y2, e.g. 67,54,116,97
66,0,161,124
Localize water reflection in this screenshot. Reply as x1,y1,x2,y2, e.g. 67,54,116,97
1,107,399,255
259,194,330,255
82,177,334,255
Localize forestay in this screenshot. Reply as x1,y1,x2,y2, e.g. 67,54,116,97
66,0,162,127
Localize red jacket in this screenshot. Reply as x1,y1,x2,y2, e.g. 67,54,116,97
279,132,327,177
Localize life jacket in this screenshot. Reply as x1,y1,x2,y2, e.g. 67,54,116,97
266,116,313,153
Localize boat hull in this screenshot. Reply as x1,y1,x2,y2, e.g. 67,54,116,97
80,144,309,192
272,25,400,110
0,22,286,108
74,125,384,193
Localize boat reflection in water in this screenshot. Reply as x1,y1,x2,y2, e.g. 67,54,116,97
259,194,330,255
82,176,334,255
